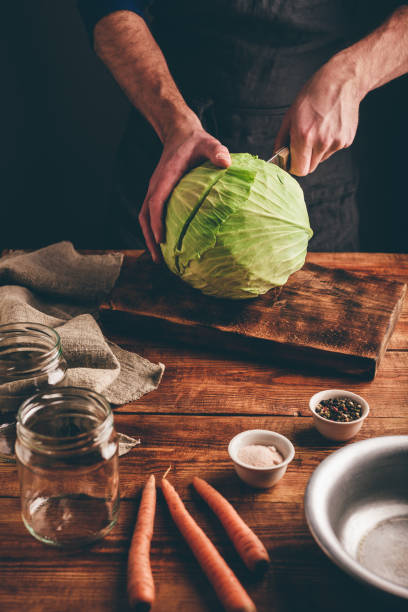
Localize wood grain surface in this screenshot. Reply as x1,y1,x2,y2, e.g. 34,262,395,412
1,253,408,612
100,252,406,379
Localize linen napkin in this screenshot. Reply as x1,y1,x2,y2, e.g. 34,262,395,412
0,242,165,454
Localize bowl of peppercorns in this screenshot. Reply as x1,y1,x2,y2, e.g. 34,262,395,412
309,389,369,441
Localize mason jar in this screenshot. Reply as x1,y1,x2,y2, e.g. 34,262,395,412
16,387,120,547
0,322,67,460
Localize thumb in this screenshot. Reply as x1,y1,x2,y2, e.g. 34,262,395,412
274,113,290,152
203,140,231,168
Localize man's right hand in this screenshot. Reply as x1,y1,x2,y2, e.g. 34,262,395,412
93,11,230,260
139,119,231,262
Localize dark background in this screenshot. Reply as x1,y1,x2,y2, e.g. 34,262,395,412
1,1,407,251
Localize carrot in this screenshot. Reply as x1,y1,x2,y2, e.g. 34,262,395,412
161,477,256,612
127,474,156,611
192,477,270,573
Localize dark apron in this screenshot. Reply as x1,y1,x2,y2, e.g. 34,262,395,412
110,0,395,251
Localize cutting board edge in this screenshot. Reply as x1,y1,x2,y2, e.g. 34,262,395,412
375,281,407,367
100,308,378,379
101,298,383,363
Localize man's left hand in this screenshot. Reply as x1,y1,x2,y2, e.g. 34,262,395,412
274,57,363,176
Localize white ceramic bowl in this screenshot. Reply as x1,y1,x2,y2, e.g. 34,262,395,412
309,389,369,441
228,429,295,488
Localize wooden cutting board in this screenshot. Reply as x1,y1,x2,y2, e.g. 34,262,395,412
100,252,406,379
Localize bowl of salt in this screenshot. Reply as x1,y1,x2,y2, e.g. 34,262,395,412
228,429,295,488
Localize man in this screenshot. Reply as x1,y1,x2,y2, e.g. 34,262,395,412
78,1,408,260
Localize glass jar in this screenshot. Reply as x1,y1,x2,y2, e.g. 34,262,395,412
16,387,120,547
0,322,67,460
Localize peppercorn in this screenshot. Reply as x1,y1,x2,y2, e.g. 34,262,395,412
315,397,362,422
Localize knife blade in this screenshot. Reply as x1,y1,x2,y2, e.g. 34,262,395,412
267,146,290,171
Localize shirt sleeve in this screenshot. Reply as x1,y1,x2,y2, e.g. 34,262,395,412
77,1,147,41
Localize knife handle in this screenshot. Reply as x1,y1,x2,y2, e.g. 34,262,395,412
267,146,291,171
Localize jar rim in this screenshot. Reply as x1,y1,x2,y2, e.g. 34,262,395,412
0,321,61,347
0,322,63,379
17,387,113,453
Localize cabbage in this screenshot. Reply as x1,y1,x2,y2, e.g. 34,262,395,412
161,153,312,299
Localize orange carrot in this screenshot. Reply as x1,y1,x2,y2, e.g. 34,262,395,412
161,477,256,612
192,476,270,572
127,474,156,611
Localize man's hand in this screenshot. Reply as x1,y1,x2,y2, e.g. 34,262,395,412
139,120,231,262
274,59,362,176
275,6,408,177
93,11,231,260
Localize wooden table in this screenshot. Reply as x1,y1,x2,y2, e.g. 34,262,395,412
1,253,407,612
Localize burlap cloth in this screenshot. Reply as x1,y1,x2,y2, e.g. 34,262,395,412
0,242,165,456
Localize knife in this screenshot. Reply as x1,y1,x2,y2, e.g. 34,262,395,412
267,146,290,171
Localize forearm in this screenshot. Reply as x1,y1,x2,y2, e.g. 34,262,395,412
329,6,408,99
94,10,199,142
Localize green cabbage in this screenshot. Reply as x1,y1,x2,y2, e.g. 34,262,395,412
161,153,312,299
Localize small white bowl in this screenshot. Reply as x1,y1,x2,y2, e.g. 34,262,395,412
309,389,370,442
228,429,295,488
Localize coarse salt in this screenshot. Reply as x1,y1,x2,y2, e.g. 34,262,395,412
237,444,283,468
